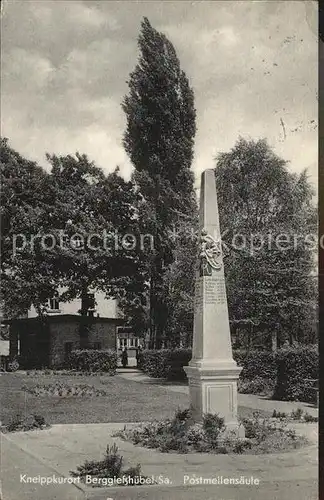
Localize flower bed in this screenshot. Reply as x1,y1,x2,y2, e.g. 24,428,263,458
115,408,309,455
22,382,108,397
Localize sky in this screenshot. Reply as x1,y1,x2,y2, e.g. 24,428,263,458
1,0,318,193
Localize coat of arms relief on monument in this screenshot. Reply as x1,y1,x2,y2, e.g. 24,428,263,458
198,228,223,277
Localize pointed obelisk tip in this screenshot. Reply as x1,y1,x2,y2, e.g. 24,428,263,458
199,168,219,231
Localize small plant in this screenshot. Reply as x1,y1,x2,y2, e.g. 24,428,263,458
202,413,225,448
70,443,147,487
6,414,24,432
33,414,46,426
7,359,19,372
272,408,318,423
272,409,287,419
290,408,304,420
303,412,318,423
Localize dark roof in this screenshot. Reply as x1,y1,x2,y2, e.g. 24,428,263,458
3,314,125,326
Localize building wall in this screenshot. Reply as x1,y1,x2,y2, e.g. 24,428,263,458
0,339,9,356
49,320,117,367
28,290,117,319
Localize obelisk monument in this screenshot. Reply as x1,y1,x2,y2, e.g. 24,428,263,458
184,169,244,436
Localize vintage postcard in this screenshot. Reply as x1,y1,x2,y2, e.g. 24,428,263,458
0,1,318,499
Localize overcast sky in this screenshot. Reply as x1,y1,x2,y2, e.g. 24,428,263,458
1,0,318,193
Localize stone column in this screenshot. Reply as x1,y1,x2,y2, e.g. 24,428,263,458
184,169,244,437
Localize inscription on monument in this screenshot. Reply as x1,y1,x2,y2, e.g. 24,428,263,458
194,278,204,313
194,276,226,312
204,277,226,305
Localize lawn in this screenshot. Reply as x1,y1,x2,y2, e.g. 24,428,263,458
0,372,270,425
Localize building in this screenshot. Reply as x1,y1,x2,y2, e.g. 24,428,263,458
6,291,122,368
6,290,142,368
8,314,123,368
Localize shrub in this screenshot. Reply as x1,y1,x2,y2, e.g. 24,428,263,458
139,349,191,379
202,413,225,447
70,443,148,487
67,349,117,374
167,349,192,380
274,345,318,403
139,345,318,405
4,413,49,432
139,348,276,383
138,349,169,378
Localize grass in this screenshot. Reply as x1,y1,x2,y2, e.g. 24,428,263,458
0,372,271,426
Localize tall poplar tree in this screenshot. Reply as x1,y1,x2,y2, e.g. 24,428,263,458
122,17,197,348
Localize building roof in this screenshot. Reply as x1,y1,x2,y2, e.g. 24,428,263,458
3,314,125,326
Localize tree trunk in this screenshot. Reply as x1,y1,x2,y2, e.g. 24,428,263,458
271,330,277,352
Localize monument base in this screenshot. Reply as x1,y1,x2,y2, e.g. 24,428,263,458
184,363,245,438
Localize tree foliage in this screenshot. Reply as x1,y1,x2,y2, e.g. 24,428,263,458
1,137,57,317
215,137,317,347
0,138,147,318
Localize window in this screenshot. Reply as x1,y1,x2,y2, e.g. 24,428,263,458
49,297,60,311
118,338,127,348
93,342,101,350
129,338,135,348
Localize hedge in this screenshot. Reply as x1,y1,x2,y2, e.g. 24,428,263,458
67,349,117,375
138,345,318,403
273,345,318,403
233,350,277,381
138,348,276,382
138,349,191,380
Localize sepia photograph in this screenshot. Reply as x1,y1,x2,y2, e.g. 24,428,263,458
0,1,318,499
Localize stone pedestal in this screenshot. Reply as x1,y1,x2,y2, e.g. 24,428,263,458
184,169,244,437
185,364,244,437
